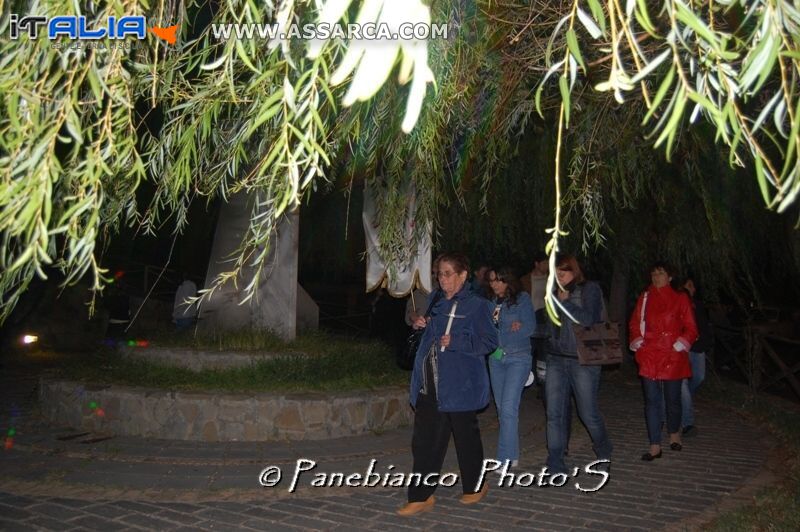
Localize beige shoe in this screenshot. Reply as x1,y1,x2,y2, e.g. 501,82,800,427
396,496,435,516
459,482,489,505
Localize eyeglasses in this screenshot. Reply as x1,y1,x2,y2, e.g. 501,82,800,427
437,270,458,279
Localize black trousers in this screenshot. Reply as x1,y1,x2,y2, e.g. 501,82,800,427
408,391,485,502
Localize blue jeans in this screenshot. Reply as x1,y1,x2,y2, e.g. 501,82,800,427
489,353,532,462
545,355,612,473
681,351,705,427
643,378,682,444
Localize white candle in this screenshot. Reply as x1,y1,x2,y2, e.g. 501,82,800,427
442,301,458,352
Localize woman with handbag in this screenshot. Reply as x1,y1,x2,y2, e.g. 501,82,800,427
486,267,536,468
544,255,613,475
397,252,498,516
629,262,698,461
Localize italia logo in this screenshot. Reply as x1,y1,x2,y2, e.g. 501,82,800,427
9,15,179,44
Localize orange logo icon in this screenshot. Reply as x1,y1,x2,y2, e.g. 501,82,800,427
149,24,179,44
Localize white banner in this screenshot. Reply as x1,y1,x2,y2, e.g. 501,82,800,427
363,182,432,296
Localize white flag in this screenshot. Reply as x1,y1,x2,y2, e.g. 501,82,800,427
363,182,432,296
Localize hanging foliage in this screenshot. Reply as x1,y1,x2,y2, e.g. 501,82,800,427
1,0,798,323
530,0,800,321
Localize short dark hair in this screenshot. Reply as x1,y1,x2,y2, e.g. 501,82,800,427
680,274,701,297
434,252,470,275
650,261,675,277
532,251,548,264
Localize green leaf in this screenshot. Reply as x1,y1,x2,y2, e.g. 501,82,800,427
754,155,771,205
576,7,602,39
546,15,571,66
752,37,780,95
674,1,719,52
566,29,586,73
777,181,800,213
245,90,285,137
7,246,34,274
654,85,687,156
65,107,83,145
8,94,20,130
200,50,229,71
283,75,296,113
235,40,261,74
630,49,670,84
642,65,675,124
728,127,742,166
740,32,774,91
535,58,566,118
686,90,721,123
586,0,607,36
87,69,103,103
635,0,659,36
559,75,571,128
534,85,545,118
751,91,782,134
778,97,800,178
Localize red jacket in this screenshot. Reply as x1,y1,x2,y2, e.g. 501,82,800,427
629,285,698,380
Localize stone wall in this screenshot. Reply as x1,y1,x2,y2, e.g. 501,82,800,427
40,379,412,442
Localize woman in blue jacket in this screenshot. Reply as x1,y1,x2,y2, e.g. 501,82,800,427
397,252,498,516
486,267,535,468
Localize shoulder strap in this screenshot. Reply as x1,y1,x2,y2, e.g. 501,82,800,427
423,290,443,318
639,292,649,337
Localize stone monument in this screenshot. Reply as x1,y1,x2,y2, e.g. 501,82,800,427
198,194,318,340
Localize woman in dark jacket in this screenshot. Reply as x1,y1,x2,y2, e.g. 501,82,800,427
544,255,613,475
680,275,713,436
397,252,498,516
629,262,698,460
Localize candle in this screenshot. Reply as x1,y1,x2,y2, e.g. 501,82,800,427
442,301,458,352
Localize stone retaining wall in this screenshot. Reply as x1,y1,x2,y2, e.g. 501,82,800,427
119,346,308,371
39,379,412,442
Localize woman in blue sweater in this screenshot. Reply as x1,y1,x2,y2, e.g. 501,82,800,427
486,267,536,467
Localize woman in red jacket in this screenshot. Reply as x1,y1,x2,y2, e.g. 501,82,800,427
629,262,698,461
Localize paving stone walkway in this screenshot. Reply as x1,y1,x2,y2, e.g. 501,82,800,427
0,356,779,531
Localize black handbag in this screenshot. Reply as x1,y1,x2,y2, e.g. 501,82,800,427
396,290,442,370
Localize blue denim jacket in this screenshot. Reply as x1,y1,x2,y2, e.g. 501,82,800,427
545,281,603,357
409,285,498,412
492,291,536,356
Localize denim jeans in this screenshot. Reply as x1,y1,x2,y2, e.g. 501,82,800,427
643,378,682,444
681,351,706,427
489,353,532,463
545,355,612,473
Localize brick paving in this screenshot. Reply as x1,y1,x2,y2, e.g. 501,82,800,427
0,356,779,531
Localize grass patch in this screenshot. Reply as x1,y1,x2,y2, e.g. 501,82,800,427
139,328,349,353
55,331,409,393
704,376,800,531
